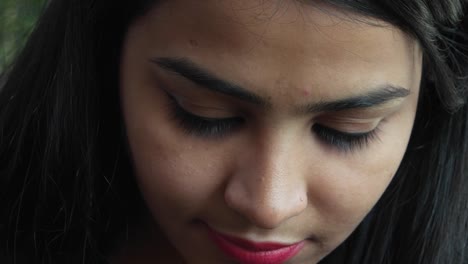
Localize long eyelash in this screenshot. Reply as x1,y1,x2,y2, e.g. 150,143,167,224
164,91,379,148
165,92,243,138
312,124,380,152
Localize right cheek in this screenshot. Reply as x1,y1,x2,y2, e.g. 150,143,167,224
132,138,228,209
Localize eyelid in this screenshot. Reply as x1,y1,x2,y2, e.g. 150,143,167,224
178,100,237,117
312,124,381,153
319,102,404,119
314,115,383,134
164,89,244,138
165,89,240,119
163,88,384,151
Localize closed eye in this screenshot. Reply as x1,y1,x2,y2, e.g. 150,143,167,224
164,89,381,151
165,91,244,138
312,124,380,152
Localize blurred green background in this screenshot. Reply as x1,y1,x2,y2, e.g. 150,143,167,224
0,0,48,73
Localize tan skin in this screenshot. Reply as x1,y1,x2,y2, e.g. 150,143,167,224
117,1,422,263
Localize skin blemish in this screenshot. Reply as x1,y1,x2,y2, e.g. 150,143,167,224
189,39,199,47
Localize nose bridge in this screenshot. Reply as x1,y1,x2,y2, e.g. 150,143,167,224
224,128,308,229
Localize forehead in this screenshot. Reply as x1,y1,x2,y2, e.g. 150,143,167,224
129,0,421,99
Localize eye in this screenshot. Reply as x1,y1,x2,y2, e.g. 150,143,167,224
165,92,243,138
165,90,381,147
312,124,380,152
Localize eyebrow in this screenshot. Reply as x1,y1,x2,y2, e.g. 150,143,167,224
150,57,410,113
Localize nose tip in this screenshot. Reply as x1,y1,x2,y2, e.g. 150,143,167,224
224,180,308,229
224,129,309,229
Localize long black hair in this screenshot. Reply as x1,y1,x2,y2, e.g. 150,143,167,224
0,0,467,263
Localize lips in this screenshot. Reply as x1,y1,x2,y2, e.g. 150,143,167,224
204,224,305,264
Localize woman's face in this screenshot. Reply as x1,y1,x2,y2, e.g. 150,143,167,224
120,0,422,263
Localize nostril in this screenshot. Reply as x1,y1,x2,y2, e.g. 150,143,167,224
224,145,309,228
245,199,307,229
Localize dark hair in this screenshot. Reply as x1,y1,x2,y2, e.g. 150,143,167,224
0,0,467,263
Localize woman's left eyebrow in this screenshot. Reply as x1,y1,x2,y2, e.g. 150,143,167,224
150,56,410,113
298,86,410,114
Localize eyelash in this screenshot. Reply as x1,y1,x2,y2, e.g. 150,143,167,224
166,93,380,151
167,93,244,138
312,124,380,152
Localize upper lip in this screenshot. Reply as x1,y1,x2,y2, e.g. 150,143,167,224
202,221,308,264
203,223,304,251
214,231,300,251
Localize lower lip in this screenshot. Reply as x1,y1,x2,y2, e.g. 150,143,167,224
205,225,305,264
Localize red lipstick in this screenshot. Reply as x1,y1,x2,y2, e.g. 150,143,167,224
205,226,305,264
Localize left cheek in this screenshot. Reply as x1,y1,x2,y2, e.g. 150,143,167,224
311,146,405,229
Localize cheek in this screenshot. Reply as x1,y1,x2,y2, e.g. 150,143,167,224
124,103,229,221
310,160,395,222
304,156,399,248
307,119,412,240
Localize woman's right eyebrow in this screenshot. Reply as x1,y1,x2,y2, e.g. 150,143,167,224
151,56,267,106
150,56,410,113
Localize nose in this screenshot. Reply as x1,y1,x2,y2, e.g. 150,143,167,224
224,132,308,229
